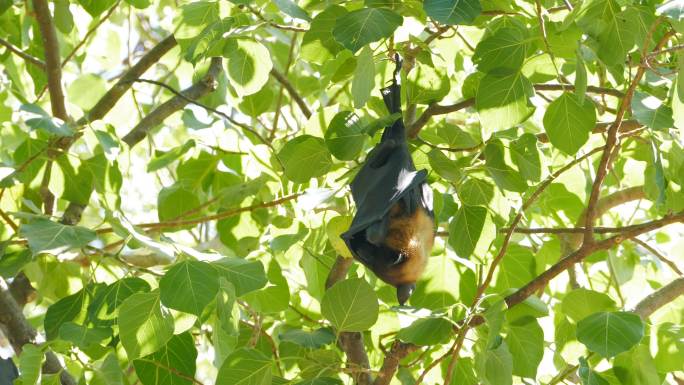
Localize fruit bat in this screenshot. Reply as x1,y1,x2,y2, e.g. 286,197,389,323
341,56,435,305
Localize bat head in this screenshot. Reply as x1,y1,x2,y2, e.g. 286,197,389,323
396,283,415,305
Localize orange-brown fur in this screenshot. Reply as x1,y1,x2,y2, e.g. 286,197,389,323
379,203,434,286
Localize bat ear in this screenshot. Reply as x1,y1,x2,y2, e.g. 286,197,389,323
396,283,415,305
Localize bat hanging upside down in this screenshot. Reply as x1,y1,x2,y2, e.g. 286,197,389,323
341,56,435,305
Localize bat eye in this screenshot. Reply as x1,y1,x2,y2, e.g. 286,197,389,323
393,252,407,265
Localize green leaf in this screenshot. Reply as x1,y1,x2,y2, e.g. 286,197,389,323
321,278,378,332
54,0,74,33
87,277,151,323
159,260,219,316
423,0,481,25
612,344,660,385
212,257,268,296
505,317,543,378
575,47,588,102
443,357,477,385
326,216,354,259
448,205,487,259
133,333,198,385
332,8,403,53
118,291,174,359
476,71,534,133
20,218,96,255
631,93,674,130
77,0,117,16
279,135,333,183
576,0,637,65
239,87,274,117
125,0,151,9
157,184,201,223
44,289,86,340
324,112,367,161
510,134,541,182
578,357,610,385
428,149,462,182
58,322,111,349
185,18,234,64
224,39,273,96
561,288,617,323
301,5,347,64
473,27,527,72
405,62,451,104
543,92,596,155
241,259,290,313
147,140,195,172
484,140,528,192
182,109,213,130
66,74,107,111
21,104,73,136
352,47,375,108
495,245,535,291
654,322,684,372
475,340,513,385
273,0,311,21
397,317,453,345
458,178,494,206
181,1,219,25
279,328,336,349
216,348,272,385
576,311,645,357
91,353,124,385
18,345,43,385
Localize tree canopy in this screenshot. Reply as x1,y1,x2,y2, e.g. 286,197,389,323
0,0,683,384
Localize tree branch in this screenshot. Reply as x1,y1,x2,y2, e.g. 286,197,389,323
582,19,664,243
122,57,223,147
270,67,312,119
84,35,178,125
631,238,683,276
32,0,68,121
0,279,76,385
57,35,179,226
474,146,605,302
0,37,46,69
504,210,684,310
123,77,276,156
634,277,684,318
373,341,419,385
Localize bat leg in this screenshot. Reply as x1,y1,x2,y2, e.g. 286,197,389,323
369,139,399,168
365,216,389,246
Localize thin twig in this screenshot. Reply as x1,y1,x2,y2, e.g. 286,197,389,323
95,193,302,234
62,1,120,66
0,37,46,69
270,67,312,119
122,76,278,158
631,238,683,276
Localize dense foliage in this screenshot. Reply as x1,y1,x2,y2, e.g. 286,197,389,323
0,0,683,384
